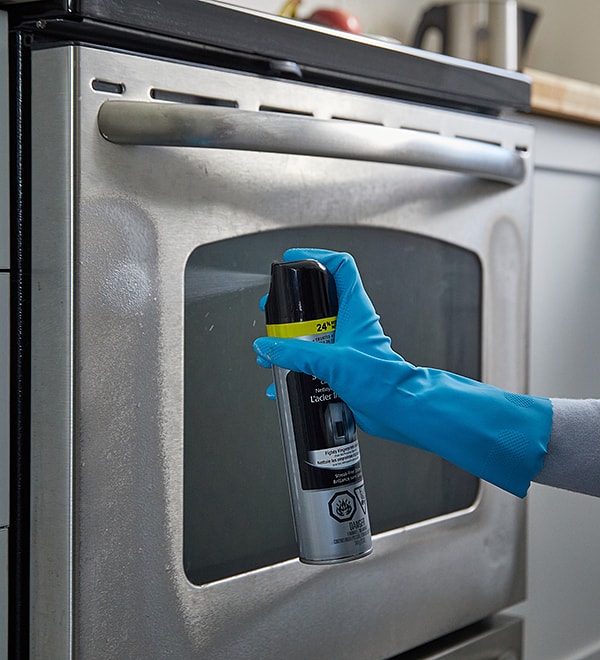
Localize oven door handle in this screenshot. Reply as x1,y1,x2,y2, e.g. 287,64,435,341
97,101,526,185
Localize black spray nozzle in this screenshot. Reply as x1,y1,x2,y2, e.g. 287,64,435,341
265,259,338,325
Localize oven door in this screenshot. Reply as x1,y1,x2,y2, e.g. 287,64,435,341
29,45,533,659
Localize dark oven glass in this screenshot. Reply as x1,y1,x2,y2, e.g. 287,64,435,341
184,226,481,585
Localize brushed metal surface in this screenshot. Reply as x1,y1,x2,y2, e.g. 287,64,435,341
396,615,522,659
30,45,534,659
29,46,75,659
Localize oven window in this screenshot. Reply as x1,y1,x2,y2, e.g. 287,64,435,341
184,227,481,585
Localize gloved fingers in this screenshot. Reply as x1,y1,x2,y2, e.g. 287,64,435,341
283,249,378,330
283,247,340,264
283,249,355,292
259,292,268,312
253,336,333,383
282,249,367,310
255,350,272,369
265,382,277,400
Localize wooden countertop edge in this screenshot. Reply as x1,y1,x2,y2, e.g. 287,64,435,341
524,68,600,126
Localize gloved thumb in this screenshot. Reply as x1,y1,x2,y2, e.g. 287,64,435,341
253,336,333,382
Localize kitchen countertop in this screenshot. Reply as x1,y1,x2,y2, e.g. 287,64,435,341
525,68,600,126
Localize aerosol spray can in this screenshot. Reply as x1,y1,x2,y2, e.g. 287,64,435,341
265,259,372,564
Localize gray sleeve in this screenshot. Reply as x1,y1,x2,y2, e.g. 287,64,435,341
533,398,600,497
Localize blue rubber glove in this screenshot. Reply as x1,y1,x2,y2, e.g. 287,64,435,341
254,248,553,498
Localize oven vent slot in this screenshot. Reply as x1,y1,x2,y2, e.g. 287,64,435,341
150,88,238,108
455,135,502,148
91,79,125,94
258,105,313,117
400,125,440,135
331,116,384,126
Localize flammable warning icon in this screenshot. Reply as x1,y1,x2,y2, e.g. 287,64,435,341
328,491,356,522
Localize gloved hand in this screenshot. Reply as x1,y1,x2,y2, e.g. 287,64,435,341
254,248,553,497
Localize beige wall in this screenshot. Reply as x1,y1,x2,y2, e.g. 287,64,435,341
233,0,600,84
525,0,600,84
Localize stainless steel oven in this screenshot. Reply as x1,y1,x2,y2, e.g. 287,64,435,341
4,2,534,658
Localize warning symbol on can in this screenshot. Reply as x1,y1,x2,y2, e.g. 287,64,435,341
328,491,356,522
354,485,368,515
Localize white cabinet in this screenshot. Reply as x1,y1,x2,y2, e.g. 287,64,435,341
529,116,600,398
511,115,600,660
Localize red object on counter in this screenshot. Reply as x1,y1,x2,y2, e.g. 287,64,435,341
306,8,362,33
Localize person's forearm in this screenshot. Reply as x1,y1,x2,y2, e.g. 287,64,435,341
254,249,553,498
534,399,600,497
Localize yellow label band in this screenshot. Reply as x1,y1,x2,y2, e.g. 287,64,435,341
266,316,337,338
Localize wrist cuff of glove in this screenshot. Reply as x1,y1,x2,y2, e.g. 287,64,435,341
477,393,553,497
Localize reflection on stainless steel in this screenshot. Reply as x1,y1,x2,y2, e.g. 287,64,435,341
98,101,526,185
